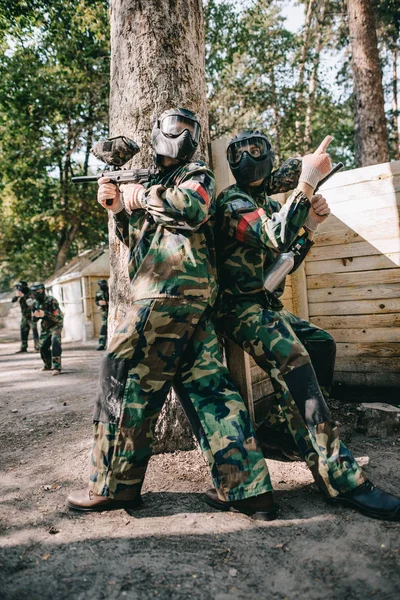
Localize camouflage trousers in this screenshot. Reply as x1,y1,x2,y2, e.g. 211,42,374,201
39,324,63,371
98,312,108,348
90,298,271,502
215,297,366,498
20,315,39,351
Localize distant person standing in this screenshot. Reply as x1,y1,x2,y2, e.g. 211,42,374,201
95,279,109,351
11,281,39,354
30,283,64,375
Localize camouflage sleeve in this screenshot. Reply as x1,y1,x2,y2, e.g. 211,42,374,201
113,209,130,247
224,190,310,252
43,297,62,320
142,163,216,230
265,158,302,196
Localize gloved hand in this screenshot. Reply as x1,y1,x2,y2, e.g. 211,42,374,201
97,177,124,214
120,182,146,212
304,193,331,232
299,136,333,191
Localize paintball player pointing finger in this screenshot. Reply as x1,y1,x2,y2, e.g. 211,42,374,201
206,130,400,521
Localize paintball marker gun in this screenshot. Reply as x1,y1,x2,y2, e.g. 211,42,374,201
72,136,158,205
263,161,344,294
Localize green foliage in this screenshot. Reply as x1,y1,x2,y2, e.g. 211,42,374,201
204,0,356,166
0,0,110,290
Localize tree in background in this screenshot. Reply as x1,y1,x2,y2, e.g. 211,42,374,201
373,0,400,160
205,0,357,167
0,0,110,288
347,0,389,166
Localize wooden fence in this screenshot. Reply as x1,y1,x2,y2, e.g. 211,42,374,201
211,139,400,423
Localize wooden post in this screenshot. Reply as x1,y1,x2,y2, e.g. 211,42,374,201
210,136,235,194
291,264,310,320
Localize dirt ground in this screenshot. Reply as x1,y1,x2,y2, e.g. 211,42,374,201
0,329,399,600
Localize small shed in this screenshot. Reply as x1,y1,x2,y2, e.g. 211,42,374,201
45,246,110,342
211,139,400,425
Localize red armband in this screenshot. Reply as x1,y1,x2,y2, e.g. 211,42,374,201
237,208,265,242
180,181,210,207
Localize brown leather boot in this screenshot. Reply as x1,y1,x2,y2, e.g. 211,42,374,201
66,488,142,512
204,488,278,521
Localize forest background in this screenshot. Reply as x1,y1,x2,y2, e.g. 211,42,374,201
0,0,399,289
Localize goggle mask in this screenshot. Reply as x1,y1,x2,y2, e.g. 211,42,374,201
227,137,271,165
160,115,200,144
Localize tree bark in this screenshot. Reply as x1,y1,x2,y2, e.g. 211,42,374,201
54,224,79,273
269,66,281,163
303,3,327,153
347,0,389,166
295,0,317,151
107,0,210,452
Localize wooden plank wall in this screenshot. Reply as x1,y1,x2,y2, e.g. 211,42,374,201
308,160,400,388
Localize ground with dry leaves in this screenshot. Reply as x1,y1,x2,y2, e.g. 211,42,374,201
0,330,399,600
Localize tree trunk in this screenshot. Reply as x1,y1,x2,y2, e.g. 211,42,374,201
347,0,389,166
269,67,281,163
392,47,399,160
303,3,327,153
54,224,79,273
295,0,317,151
107,0,210,452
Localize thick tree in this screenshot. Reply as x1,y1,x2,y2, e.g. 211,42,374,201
107,0,210,450
347,0,389,166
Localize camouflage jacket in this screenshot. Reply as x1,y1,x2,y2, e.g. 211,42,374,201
215,158,314,309
95,289,109,313
33,294,64,329
113,161,217,304
11,294,32,319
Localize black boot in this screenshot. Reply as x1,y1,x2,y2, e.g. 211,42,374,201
328,480,400,521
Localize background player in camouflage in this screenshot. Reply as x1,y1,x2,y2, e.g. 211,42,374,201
11,280,39,353
66,109,275,517
95,279,109,350
208,130,400,521
30,282,64,375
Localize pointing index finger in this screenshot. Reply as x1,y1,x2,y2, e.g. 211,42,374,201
314,135,333,155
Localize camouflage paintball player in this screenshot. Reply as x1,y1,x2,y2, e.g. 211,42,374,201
11,280,39,353
66,109,275,517
30,282,64,375
95,279,109,351
206,130,400,521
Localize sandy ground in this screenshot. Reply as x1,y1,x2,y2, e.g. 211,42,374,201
0,329,399,600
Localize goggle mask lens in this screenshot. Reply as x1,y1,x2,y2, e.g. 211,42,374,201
160,115,200,143
227,137,270,165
